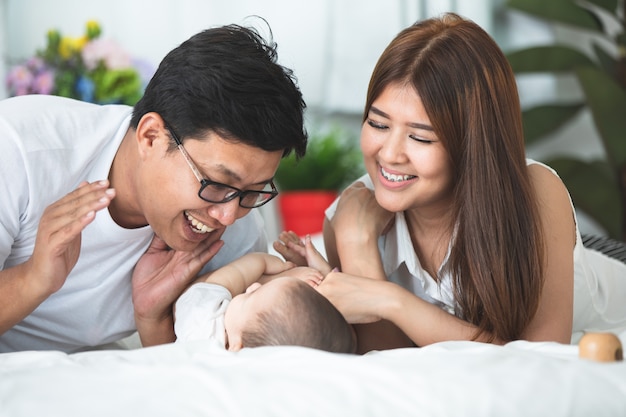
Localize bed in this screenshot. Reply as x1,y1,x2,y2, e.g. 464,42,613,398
1,331,625,417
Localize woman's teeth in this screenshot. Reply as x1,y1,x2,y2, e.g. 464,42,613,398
185,211,215,234
381,167,415,182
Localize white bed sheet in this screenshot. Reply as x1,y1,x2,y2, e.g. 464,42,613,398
1,334,626,417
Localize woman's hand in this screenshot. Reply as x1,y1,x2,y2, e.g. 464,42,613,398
316,271,385,324
327,182,391,281
332,182,394,246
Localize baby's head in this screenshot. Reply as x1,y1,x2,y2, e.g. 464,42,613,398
224,276,356,353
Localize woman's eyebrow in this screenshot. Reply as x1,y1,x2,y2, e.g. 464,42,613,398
408,122,434,131
369,106,390,119
370,106,434,131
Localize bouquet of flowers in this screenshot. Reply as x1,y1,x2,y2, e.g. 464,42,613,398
6,21,150,105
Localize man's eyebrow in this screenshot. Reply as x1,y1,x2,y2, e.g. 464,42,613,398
369,106,434,131
209,164,274,185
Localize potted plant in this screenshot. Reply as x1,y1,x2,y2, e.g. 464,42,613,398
5,21,148,105
505,0,626,241
274,126,364,236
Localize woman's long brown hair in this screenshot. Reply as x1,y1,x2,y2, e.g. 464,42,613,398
364,13,545,342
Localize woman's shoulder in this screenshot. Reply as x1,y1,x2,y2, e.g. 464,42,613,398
526,159,577,241
525,159,568,198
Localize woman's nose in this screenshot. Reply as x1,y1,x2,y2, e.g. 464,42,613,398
378,130,406,163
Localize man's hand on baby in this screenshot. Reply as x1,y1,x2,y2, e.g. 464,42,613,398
132,233,224,321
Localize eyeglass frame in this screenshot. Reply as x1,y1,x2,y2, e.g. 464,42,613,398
165,123,279,209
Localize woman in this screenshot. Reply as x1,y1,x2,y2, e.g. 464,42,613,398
277,13,626,353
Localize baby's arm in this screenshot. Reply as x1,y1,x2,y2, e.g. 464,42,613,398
197,253,295,296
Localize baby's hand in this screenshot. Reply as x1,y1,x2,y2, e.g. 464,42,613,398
273,230,307,266
301,235,331,275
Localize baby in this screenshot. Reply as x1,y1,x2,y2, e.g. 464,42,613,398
174,235,355,353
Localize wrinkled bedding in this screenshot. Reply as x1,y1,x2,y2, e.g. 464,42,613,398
1,333,625,417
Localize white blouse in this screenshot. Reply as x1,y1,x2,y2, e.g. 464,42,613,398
326,159,626,343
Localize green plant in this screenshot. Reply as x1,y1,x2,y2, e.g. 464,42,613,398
505,0,626,240
275,126,364,192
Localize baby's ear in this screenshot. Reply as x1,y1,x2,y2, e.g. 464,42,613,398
245,282,262,294
227,333,243,351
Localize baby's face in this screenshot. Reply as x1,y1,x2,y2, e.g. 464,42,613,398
224,276,298,351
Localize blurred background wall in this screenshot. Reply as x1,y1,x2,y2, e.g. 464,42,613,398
0,0,607,238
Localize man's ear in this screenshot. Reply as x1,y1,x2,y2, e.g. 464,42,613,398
135,112,168,157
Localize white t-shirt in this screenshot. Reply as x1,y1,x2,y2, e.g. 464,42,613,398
174,283,231,348
326,161,626,343
0,95,267,353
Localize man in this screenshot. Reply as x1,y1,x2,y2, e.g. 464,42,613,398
0,23,307,352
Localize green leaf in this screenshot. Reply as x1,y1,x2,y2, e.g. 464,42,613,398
521,103,585,145
507,46,595,73
591,42,618,76
507,0,603,32
274,127,364,191
575,67,626,167
586,0,619,15
92,68,142,105
545,157,622,239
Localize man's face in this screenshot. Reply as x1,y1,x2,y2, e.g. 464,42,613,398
138,125,283,252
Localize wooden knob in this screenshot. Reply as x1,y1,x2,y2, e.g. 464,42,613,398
578,332,623,362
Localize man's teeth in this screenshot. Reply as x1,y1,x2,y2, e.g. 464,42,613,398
381,168,415,182
185,212,215,234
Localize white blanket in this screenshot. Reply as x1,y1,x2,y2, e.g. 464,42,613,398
1,335,626,417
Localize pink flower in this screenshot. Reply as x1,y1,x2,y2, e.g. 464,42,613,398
25,56,46,72
32,69,55,94
81,38,131,70
6,65,34,93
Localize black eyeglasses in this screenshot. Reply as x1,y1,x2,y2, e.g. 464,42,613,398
166,124,279,209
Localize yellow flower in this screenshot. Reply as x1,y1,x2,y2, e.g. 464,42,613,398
77,36,88,49
58,36,88,58
86,20,101,40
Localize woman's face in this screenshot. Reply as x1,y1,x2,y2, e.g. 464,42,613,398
360,83,454,214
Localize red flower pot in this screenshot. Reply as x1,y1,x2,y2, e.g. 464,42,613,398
278,191,338,237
